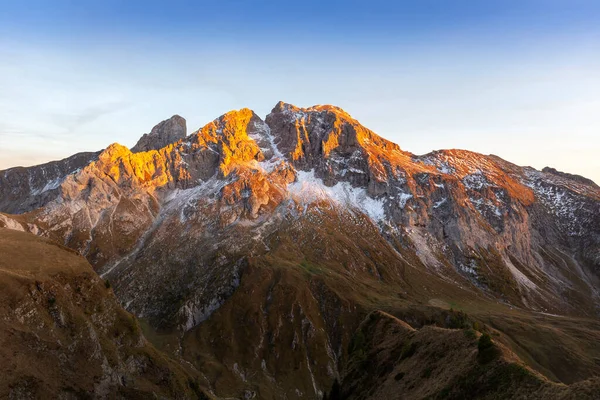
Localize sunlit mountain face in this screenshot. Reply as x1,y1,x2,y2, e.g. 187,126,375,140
2,2,600,185
1,1,600,398
1,102,599,399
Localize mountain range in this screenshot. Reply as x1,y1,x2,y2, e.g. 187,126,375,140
0,101,599,399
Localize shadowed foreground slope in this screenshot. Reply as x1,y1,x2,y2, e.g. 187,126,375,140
335,311,600,400
0,228,209,399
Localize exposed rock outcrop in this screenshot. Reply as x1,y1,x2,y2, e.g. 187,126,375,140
131,115,187,153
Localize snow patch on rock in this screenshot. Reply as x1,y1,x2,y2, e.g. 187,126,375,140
163,177,228,223
248,120,285,172
433,198,447,209
31,176,64,195
463,172,488,190
288,169,386,221
459,260,477,276
524,171,590,236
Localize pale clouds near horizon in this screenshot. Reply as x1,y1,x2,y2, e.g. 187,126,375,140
0,41,599,184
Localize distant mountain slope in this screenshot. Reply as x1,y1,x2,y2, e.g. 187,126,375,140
0,102,599,399
0,151,100,214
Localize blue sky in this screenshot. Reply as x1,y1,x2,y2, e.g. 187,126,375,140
1,0,599,183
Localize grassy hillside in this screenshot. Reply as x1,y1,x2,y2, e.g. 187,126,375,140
335,311,600,399
0,228,210,399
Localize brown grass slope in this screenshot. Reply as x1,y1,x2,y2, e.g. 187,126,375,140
0,228,210,399
335,311,600,400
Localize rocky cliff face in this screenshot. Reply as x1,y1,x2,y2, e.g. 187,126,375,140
131,115,187,153
0,101,599,399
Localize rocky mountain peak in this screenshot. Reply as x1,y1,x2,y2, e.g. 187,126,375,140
264,102,405,194
270,100,299,114
193,108,260,141
269,101,350,119
189,108,269,177
131,114,187,153
267,101,401,156
100,142,131,160
1,101,600,399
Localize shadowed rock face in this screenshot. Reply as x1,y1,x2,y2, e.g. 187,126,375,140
0,102,599,399
542,166,598,187
0,151,100,214
131,115,187,153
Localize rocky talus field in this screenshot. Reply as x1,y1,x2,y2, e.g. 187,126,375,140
0,102,599,399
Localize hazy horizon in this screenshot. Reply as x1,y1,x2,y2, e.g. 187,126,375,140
1,0,599,183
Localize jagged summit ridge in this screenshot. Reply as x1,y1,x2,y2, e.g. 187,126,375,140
270,100,353,118
0,101,599,317
0,101,600,399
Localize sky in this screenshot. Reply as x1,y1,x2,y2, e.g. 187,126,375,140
0,0,599,183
